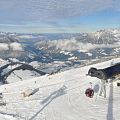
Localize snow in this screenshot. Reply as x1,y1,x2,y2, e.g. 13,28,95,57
68,56,78,60
0,58,120,120
8,58,20,62
86,52,92,56
0,114,21,120
29,61,40,68
60,51,73,56
0,58,7,66
6,70,40,83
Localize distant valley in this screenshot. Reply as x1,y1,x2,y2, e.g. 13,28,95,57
0,29,120,74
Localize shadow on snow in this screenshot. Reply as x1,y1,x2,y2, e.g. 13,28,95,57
29,85,67,120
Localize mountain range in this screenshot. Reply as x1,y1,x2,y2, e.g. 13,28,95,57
0,29,120,73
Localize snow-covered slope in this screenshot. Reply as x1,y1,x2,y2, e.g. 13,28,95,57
0,58,120,120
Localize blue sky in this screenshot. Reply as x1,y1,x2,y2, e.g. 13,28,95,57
0,0,120,33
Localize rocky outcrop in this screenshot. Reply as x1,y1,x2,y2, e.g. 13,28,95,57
0,62,46,84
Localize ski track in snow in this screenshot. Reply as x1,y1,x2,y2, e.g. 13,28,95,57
0,58,120,120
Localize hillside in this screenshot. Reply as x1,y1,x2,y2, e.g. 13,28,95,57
0,58,120,120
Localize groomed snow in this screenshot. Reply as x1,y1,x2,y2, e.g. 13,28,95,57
0,58,120,120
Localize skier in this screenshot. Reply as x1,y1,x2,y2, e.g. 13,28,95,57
99,79,106,98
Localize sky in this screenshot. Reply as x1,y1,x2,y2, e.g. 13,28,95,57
0,0,120,33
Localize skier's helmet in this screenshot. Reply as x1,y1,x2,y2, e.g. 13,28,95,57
85,88,94,98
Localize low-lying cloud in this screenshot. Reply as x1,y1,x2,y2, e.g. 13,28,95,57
0,43,9,51
0,42,23,51
36,38,120,52
10,42,23,51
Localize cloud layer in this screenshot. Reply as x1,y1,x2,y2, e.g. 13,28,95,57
10,42,23,51
36,38,120,52
0,42,23,51
0,0,114,23
0,43,9,51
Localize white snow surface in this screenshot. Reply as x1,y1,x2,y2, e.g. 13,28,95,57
86,52,93,56
0,58,120,120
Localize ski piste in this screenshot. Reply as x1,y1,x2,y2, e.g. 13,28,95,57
0,58,120,119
